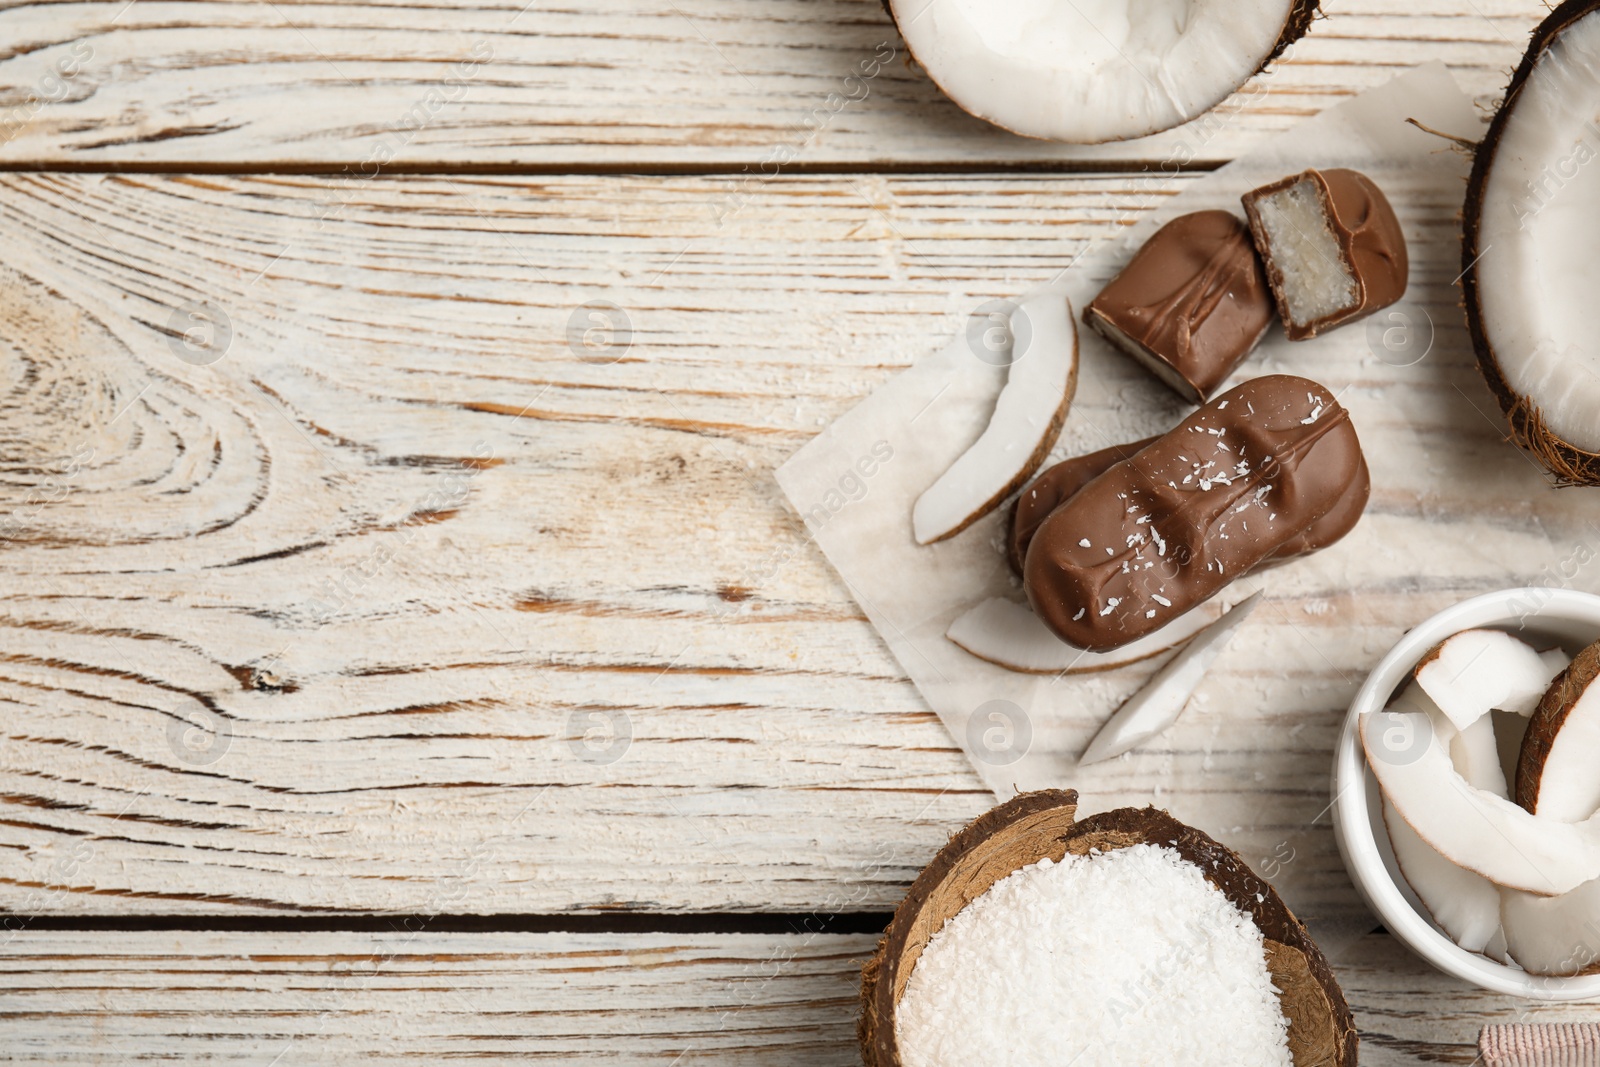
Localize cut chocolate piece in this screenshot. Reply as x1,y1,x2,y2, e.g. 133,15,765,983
1242,168,1407,341
1009,432,1369,579
1023,375,1369,652
1085,211,1276,402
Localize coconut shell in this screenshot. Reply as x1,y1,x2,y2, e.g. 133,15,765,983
883,0,1322,145
859,794,1357,1067
1516,640,1600,812
1462,0,1600,485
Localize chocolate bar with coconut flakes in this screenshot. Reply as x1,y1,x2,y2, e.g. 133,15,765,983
1023,375,1369,652
1009,434,1369,580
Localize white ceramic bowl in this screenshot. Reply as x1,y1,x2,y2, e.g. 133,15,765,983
1333,587,1600,1001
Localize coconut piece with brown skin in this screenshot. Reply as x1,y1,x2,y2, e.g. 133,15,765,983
1517,640,1600,822
912,289,1078,545
1361,707,1600,895
1462,0,1600,485
884,0,1320,145
944,595,1222,675
859,793,1356,1067
1412,628,1556,731
1241,168,1408,340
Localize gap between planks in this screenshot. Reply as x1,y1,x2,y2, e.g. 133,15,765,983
10,912,896,935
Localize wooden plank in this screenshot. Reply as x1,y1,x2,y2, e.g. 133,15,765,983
0,170,1183,915
0,170,1584,917
2,929,1596,1063
0,0,1550,168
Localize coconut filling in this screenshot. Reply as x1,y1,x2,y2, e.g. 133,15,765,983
895,843,1292,1067
1088,311,1205,401
1476,10,1600,454
888,0,1296,143
1249,178,1358,328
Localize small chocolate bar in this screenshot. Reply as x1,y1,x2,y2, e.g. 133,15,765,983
1023,375,1369,652
1242,168,1407,341
1084,210,1275,403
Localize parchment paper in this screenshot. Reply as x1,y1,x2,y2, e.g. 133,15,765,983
776,65,1485,957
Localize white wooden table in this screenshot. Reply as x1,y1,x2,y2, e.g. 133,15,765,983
1,1,1597,1061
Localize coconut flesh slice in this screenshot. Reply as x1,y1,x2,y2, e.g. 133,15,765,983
1517,640,1600,822
1079,592,1260,765
1450,716,1510,797
1389,678,1506,794
1501,878,1600,976
1463,1,1600,483
1360,708,1600,896
912,290,1079,545
1382,800,1502,954
1412,628,1556,731
945,596,1221,675
885,0,1317,145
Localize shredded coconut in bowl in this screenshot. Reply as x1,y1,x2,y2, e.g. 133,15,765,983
895,843,1292,1067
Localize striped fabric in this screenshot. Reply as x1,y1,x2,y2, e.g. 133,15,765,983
1481,1024,1600,1066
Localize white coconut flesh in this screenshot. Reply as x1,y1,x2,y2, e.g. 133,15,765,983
1450,715,1510,797
1475,9,1600,453
1248,178,1358,328
888,0,1297,144
1361,709,1600,896
1079,592,1260,765
1501,878,1600,976
1382,800,1502,954
1413,629,1554,731
1524,672,1600,823
912,290,1078,545
945,596,1219,674
1389,679,1508,794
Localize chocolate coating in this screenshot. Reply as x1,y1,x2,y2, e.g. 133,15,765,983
1007,437,1159,576
1243,168,1408,340
1009,429,1370,580
1085,211,1276,402
1023,375,1369,652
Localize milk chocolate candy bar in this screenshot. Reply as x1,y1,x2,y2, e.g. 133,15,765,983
1008,437,1158,576
1242,168,1407,341
1023,375,1369,652
1010,430,1369,580
1084,211,1275,403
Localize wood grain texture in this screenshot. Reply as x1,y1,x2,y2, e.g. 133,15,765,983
3,168,1593,918
0,170,1175,916
0,0,1553,168
1,929,1592,1064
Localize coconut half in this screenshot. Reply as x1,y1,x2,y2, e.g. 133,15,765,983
859,795,1357,1067
946,596,1221,674
1463,0,1600,483
887,0,1319,145
912,290,1079,545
